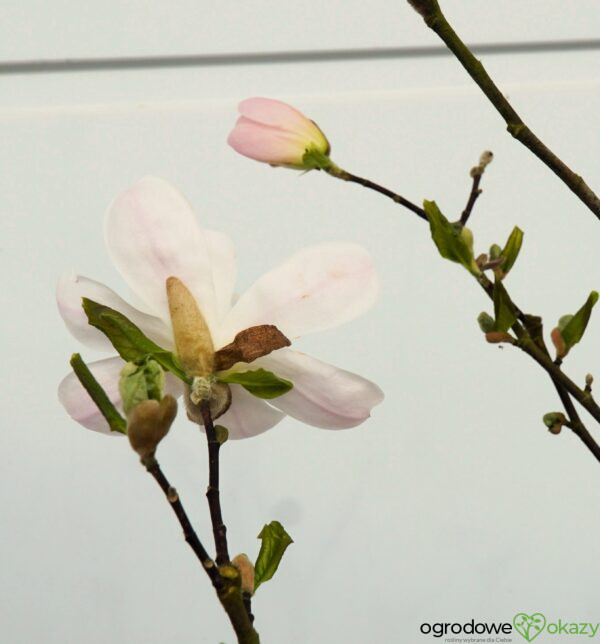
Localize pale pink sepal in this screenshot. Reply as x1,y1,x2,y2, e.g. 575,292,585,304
216,385,285,439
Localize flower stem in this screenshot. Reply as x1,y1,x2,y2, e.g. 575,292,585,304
199,400,230,566
326,164,427,220
408,0,600,219
143,456,223,589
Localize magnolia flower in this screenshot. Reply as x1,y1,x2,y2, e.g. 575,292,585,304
57,177,383,439
227,97,331,170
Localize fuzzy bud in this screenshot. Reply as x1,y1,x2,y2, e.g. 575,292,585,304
550,327,567,359
406,0,440,18
166,276,214,377
543,411,566,435
127,395,177,461
232,553,255,595
477,312,495,333
586,373,594,387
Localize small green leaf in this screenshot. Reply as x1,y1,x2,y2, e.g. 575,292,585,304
69,353,126,433
560,291,599,353
493,278,517,332
254,521,294,592
119,358,165,415
499,226,524,276
423,200,480,276
82,298,188,383
217,368,293,399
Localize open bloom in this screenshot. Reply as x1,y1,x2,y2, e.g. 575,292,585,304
58,177,383,439
227,97,330,169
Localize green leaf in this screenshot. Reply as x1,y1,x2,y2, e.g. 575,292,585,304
493,278,517,332
82,298,189,383
217,368,293,399
119,358,165,415
423,200,480,276
69,353,126,433
560,291,599,353
254,521,294,592
499,226,523,276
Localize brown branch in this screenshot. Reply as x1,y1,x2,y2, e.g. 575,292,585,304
200,400,230,566
144,456,223,590
406,0,600,219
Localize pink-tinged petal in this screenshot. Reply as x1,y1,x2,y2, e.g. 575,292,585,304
58,356,125,434
104,177,218,332
58,357,185,434
227,118,308,165
220,242,379,343
205,229,236,324
216,385,284,440
57,273,173,351
238,97,326,145
259,349,384,429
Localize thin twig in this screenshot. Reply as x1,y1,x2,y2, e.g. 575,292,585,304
407,0,600,219
144,456,223,590
200,400,230,566
460,173,483,225
325,164,427,220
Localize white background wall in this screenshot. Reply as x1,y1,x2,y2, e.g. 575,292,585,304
2,2,600,643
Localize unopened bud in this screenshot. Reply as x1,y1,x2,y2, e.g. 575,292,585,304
232,553,255,595
485,331,513,344
128,395,177,461
586,373,594,387
479,150,494,168
166,276,214,377
550,327,566,359
477,312,495,333
119,359,165,415
489,244,502,260
543,411,566,435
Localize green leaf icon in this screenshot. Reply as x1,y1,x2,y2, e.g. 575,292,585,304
513,613,546,642
254,521,293,592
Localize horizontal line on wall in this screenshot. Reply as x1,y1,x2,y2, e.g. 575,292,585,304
1,39,599,75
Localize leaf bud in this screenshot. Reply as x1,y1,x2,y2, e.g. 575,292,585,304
232,553,255,595
543,411,566,435
489,244,502,260
586,373,594,387
477,312,495,333
127,395,178,462
119,358,165,415
550,327,567,359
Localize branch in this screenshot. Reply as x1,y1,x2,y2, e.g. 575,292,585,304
407,0,600,219
144,456,223,590
325,164,427,220
200,400,230,566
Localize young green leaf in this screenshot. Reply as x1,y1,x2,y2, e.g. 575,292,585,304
423,200,480,276
217,368,293,399
254,521,294,592
499,226,524,276
560,291,599,354
82,298,189,383
493,279,517,333
69,353,126,433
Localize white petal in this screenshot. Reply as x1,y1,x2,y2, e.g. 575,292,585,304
220,242,379,343
104,177,218,332
57,273,173,351
217,385,284,440
205,229,236,325
259,349,384,429
58,356,184,434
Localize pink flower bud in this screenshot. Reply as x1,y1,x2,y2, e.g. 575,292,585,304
228,97,330,169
